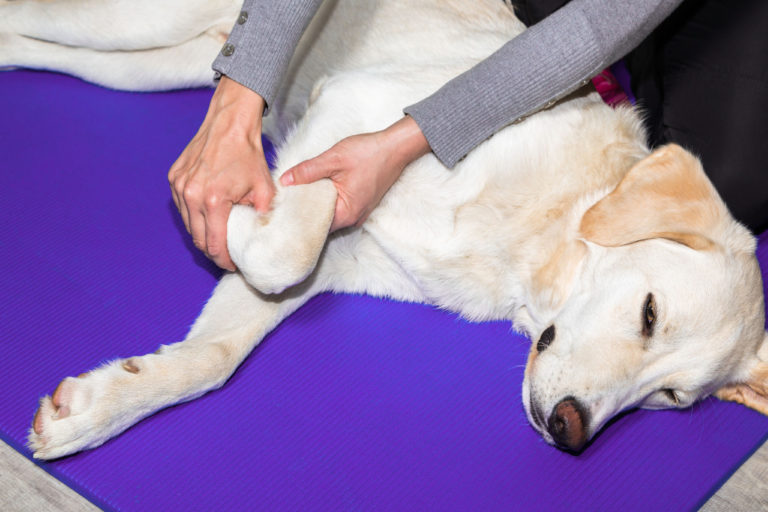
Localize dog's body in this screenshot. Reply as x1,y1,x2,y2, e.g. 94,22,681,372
5,0,768,459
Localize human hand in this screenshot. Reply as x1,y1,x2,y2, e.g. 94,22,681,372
279,116,429,232
168,76,274,271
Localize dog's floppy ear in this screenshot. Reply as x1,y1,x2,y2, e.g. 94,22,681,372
715,332,768,415
579,144,728,250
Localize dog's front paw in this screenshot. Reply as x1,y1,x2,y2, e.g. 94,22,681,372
28,359,146,459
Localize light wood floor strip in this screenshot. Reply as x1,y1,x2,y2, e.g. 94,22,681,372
700,438,768,511
0,441,100,512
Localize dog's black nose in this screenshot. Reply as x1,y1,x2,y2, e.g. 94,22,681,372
536,325,555,352
547,397,588,452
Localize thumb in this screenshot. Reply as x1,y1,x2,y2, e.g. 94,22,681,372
280,152,335,186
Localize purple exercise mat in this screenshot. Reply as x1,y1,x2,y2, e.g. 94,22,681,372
1,70,767,511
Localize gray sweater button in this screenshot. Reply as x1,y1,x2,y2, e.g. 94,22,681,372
237,11,248,24
221,43,235,57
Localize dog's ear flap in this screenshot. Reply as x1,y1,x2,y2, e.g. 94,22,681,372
716,332,768,415
579,144,728,251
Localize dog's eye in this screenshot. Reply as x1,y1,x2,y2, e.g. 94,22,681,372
642,293,656,337
536,325,556,353
644,388,684,409
662,388,680,406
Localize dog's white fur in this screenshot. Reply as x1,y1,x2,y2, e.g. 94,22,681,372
5,0,767,459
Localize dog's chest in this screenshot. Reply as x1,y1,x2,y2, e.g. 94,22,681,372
363,170,552,322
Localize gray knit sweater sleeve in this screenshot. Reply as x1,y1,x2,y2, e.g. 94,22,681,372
404,0,684,167
212,0,682,165
211,0,324,114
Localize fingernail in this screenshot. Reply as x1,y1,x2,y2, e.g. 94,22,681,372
280,171,294,186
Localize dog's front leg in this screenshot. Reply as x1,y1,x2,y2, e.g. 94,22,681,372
228,179,337,295
27,271,317,460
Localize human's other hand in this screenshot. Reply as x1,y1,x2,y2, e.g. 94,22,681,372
279,116,429,232
168,76,274,271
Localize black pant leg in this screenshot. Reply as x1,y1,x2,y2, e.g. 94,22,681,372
628,0,768,233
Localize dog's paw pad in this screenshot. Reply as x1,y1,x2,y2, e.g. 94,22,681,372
52,379,73,413
32,396,52,435
29,395,57,455
32,377,86,430
121,358,140,374
53,376,92,414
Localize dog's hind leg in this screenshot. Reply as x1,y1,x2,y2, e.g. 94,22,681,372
0,0,238,50
0,31,221,90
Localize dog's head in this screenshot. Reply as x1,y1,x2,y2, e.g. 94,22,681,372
523,144,767,452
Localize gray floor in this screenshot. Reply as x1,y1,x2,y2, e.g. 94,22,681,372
1,438,766,511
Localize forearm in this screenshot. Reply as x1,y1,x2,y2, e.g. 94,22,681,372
212,0,324,114
405,0,684,168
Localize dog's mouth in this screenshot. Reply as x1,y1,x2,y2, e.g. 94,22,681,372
529,399,548,433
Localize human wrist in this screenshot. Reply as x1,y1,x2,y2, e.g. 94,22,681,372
384,115,431,167
208,76,266,143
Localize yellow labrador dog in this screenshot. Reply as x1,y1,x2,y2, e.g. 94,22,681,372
5,0,766,459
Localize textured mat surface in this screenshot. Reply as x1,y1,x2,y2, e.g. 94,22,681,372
1,70,768,511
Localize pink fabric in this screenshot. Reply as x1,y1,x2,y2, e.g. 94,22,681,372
592,68,630,107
